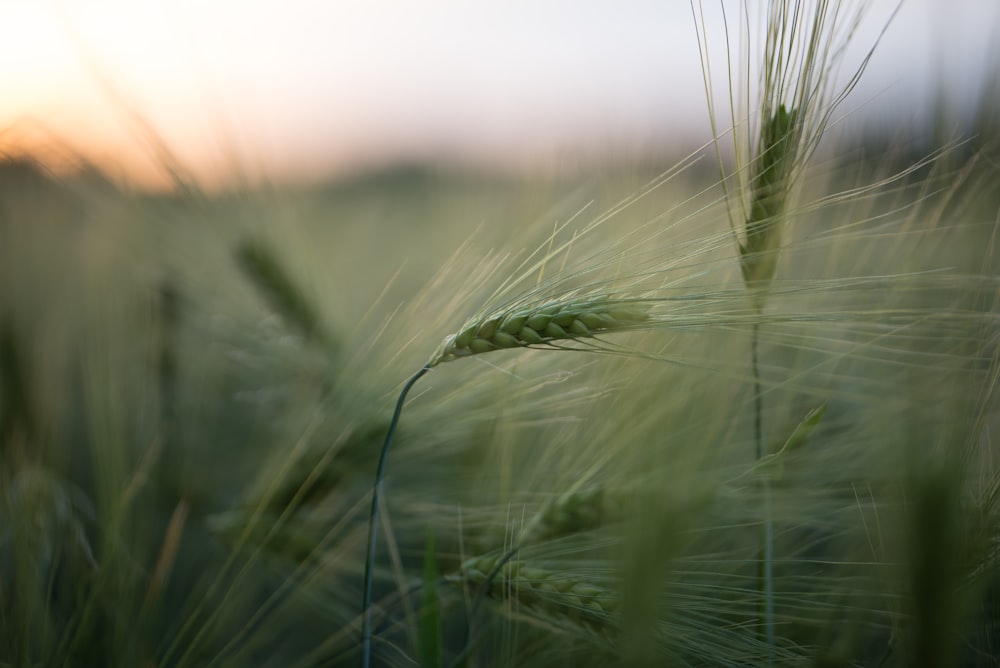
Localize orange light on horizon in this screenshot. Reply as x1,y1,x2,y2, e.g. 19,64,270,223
0,1,715,190
1,1,996,191
0,3,184,188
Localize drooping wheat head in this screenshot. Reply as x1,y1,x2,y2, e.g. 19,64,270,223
428,296,650,366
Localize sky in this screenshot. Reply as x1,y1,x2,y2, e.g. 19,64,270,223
0,0,997,189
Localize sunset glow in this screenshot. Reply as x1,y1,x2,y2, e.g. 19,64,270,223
1,0,996,189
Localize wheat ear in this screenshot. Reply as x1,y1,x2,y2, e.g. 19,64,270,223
451,553,618,645
428,297,649,366
519,487,625,546
236,238,334,349
740,104,798,297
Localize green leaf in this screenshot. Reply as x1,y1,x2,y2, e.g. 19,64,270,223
780,403,827,454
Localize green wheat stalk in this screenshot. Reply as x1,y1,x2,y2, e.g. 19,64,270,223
361,296,649,667
694,0,900,658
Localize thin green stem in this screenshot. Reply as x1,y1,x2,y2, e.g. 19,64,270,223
752,323,764,462
362,365,430,668
752,323,775,664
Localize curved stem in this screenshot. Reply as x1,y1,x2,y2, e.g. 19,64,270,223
362,365,430,668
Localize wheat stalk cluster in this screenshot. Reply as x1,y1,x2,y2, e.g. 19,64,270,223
0,1,985,667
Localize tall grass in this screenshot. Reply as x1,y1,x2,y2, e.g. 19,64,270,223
2,2,1000,667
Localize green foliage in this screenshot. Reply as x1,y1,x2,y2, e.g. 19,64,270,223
1,4,999,666
2,127,998,665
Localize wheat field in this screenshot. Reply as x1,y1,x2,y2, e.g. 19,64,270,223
2,3,1000,667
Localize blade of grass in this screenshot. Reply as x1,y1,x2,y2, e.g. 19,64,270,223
419,529,442,668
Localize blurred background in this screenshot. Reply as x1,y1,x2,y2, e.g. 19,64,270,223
1,0,997,190
2,3,1000,666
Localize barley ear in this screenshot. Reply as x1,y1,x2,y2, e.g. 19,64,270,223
236,238,336,350
740,104,798,300
519,487,624,546
452,554,618,644
428,299,649,366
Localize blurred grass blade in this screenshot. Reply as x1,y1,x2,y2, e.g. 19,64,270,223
0,321,33,451
236,238,336,350
419,528,442,668
780,403,826,454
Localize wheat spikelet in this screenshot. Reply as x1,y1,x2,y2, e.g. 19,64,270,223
741,104,799,293
519,487,625,546
451,553,618,643
428,296,649,366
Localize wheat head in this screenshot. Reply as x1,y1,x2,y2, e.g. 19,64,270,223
452,553,618,643
428,296,649,366
519,487,625,546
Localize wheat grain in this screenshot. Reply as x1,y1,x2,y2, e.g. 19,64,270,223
741,104,799,293
451,553,618,643
428,297,649,366
519,487,625,546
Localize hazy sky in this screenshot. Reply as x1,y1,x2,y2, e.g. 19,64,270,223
1,1,996,188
